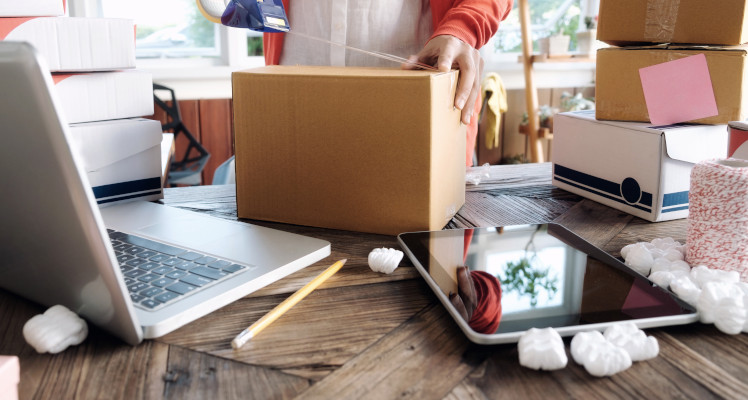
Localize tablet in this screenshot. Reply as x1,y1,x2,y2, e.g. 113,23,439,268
397,224,698,345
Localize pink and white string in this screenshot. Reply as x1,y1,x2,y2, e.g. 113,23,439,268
686,158,748,282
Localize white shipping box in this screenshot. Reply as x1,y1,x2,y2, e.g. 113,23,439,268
53,70,154,123
68,118,164,205
551,110,728,222
0,17,135,72
0,0,65,17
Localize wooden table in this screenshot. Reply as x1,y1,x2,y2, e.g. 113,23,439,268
2,163,747,399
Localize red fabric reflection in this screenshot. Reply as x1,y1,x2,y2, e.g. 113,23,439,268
468,271,503,334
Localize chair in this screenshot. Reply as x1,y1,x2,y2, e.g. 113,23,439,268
153,83,210,186
211,155,236,185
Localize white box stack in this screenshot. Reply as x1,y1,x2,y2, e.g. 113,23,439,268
1,2,164,205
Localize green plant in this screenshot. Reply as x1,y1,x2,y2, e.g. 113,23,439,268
498,227,559,307
560,92,595,112
521,105,555,128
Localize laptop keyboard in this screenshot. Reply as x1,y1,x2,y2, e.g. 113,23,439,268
107,229,251,311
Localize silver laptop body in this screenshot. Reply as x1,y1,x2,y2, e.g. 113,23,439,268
0,42,331,344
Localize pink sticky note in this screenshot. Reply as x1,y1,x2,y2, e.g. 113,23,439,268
638,53,718,125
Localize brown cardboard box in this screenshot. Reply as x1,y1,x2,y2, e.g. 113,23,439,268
597,0,748,46
232,66,466,235
595,46,748,124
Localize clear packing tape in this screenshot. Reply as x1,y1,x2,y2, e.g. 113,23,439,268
686,158,748,282
195,0,438,71
644,0,681,43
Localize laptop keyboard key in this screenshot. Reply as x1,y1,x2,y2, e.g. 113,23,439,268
174,261,197,271
190,266,229,280
161,257,180,266
152,266,173,275
150,254,171,263
124,247,145,256
130,293,146,303
128,282,149,292
137,250,159,259
141,299,161,309
125,269,148,278
223,264,246,273
193,256,217,265
180,274,213,287
166,270,187,280
151,277,174,288
117,233,187,257
140,287,163,297
114,243,133,252
139,261,161,271
165,282,198,295
208,260,232,269
178,252,203,261
117,254,136,263
125,258,147,267
138,273,161,283
154,291,179,303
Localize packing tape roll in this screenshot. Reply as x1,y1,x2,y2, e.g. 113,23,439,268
686,158,748,282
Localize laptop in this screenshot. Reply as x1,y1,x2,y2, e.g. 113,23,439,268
0,42,331,345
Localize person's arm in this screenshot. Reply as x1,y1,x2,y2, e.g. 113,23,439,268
405,0,513,125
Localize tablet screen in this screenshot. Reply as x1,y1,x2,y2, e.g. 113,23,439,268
397,224,698,344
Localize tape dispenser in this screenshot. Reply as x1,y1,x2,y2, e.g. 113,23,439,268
197,0,289,32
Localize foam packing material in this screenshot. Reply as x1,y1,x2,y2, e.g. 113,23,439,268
570,331,632,377
23,305,88,354
621,240,748,335
603,322,659,362
368,248,404,274
517,327,567,371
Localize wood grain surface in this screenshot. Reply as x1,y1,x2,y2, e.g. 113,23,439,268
2,163,746,399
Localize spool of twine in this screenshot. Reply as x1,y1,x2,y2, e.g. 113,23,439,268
686,158,748,282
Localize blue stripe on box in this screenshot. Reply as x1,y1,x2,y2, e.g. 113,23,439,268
553,164,653,213
92,177,162,203
662,205,689,213
663,191,689,207
554,164,620,197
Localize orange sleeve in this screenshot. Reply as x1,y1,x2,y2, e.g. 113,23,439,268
263,0,291,65
430,0,513,49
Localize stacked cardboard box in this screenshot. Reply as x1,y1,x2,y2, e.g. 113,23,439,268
551,1,740,221
1,1,164,205
594,0,748,124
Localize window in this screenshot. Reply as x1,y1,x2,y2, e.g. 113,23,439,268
68,0,263,67
491,0,599,56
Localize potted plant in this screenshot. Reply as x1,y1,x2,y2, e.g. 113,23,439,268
519,105,555,138
576,16,600,58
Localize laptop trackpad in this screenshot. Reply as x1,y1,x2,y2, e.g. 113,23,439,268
137,216,246,247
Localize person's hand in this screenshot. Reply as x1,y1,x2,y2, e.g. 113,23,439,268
449,266,477,321
403,35,484,125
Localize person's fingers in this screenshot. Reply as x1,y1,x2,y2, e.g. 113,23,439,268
401,54,420,70
452,52,475,115
460,54,484,125
456,266,477,319
400,35,485,124
449,292,469,321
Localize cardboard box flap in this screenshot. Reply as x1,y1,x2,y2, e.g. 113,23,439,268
599,44,748,53
663,125,729,163
68,118,163,172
